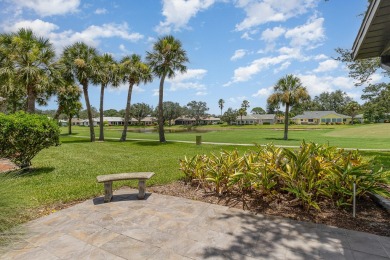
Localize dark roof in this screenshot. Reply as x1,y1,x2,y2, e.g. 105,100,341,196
352,0,390,60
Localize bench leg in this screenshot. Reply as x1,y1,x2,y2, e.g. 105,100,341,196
138,180,146,199
104,181,113,203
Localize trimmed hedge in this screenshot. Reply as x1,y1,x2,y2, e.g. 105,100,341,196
0,112,60,167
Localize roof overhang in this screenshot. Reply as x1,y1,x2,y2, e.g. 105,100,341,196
352,0,390,60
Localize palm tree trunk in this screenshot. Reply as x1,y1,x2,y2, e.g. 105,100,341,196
120,83,134,141
99,84,106,141
82,82,95,142
158,74,166,143
284,104,290,140
26,86,35,113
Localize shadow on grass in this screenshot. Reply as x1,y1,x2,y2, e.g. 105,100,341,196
7,167,56,177
131,140,175,147
264,137,301,141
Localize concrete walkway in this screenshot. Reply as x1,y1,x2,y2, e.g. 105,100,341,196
1,188,389,260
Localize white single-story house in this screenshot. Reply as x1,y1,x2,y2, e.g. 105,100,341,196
174,117,196,125
140,116,157,126
199,117,221,125
235,114,277,125
291,111,352,125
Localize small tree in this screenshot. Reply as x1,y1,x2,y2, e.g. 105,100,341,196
221,108,238,125
186,100,209,125
54,84,82,134
161,101,183,126
241,100,250,111
344,101,361,124
131,103,152,125
251,107,266,114
0,112,60,167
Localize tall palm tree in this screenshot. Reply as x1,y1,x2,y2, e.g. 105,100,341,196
61,42,98,142
119,54,152,142
267,74,309,140
92,53,119,141
218,98,225,117
0,28,58,113
146,35,189,143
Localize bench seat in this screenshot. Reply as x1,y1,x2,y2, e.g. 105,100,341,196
97,172,154,202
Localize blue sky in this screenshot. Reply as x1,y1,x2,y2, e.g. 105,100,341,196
0,0,381,115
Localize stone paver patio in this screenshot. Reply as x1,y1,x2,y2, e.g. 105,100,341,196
1,187,389,259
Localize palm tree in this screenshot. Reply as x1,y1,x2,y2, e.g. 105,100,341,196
0,28,58,113
238,108,247,124
61,42,98,142
267,74,309,140
218,99,225,117
119,54,152,141
92,53,119,141
146,35,189,143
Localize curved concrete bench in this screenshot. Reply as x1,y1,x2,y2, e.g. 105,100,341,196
97,172,155,202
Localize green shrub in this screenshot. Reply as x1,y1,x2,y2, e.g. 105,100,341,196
0,112,60,167
179,141,390,211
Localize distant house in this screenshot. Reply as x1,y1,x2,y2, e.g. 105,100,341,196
100,117,125,126
140,116,157,126
235,114,277,125
291,111,352,125
174,117,196,125
199,117,221,125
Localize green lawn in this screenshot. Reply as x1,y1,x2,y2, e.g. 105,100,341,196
69,123,390,149
1,124,389,244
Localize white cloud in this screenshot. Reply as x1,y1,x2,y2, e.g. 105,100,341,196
285,16,325,47
231,49,247,61
166,69,208,92
169,82,206,91
153,88,159,96
261,26,285,42
12,0,80,16
298,74,356,96
119,44,130,54
95,8,107,15
313,59,339,73
110,83,145,93
224,55,289,86
314,54,328,60
252,87,273,97
3,20,144,53
4,19,59,37
167,69,207,83
196,91,208,96
273,61,291,74
235,0,317,31
155,0,216,34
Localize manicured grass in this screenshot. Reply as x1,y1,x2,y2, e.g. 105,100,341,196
68,123,390,149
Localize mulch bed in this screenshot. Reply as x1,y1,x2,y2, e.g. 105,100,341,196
149,181,390,237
